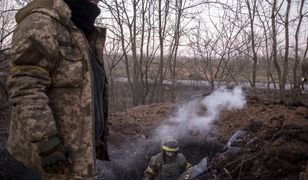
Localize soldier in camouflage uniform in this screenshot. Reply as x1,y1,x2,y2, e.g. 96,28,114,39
7,0,109,179
143,136,192,180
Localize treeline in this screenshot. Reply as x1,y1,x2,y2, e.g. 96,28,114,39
99,0,308,105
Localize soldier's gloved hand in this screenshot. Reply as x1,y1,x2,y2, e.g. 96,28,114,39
38,136,70,174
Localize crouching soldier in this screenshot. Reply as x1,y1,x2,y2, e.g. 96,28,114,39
143,136,192,180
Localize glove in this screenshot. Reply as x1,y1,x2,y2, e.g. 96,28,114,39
38,136,70,174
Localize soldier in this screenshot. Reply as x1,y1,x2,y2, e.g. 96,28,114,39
143,136,192,180
6,0,109,179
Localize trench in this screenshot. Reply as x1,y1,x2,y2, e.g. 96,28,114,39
0,139,224,180
95,139,224,180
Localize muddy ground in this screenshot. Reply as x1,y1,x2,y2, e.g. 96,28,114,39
0,88,308,180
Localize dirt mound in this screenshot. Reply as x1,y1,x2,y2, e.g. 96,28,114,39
203,117,308,179
214,97,308,179
109,102,175,145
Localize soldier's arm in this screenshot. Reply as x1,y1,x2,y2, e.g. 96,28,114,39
143,156,158,180
178,153,192,170
7,12,59,143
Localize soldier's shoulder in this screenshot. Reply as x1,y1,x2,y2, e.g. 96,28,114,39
177,153,186,159
176,153,187,165
15,12,57,36
147,153,163,168
22,12,55,25
150,153,163,163
152,152,163,160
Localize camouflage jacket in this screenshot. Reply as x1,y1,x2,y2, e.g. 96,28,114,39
143,152,192,180
7,0,108,178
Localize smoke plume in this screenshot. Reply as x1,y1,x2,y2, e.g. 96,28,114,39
96,86,246,179
155,86,246,140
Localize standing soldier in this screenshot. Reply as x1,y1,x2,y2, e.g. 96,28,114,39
143,136,192,180
6,0,109,179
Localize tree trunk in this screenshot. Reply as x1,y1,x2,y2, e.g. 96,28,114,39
271,0,283,101
282,0,291,102
291,0,304,102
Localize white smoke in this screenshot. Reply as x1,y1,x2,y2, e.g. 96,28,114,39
96,86,246,179
155,86,246,140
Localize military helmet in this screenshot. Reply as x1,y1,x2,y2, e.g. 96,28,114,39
161,136,179,152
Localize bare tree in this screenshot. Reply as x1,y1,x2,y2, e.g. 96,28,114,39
99,0,308,108
0,0,17,51
271,0,284,100
281,0,291,100
102,0,166,106
189,2,244,90
155,0,171,102
256,0,277,91
167,0,183,102
291,0,306,102
245,0,258,89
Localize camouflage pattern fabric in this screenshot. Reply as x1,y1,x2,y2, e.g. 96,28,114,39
6,0,108,179
143,153,192,180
